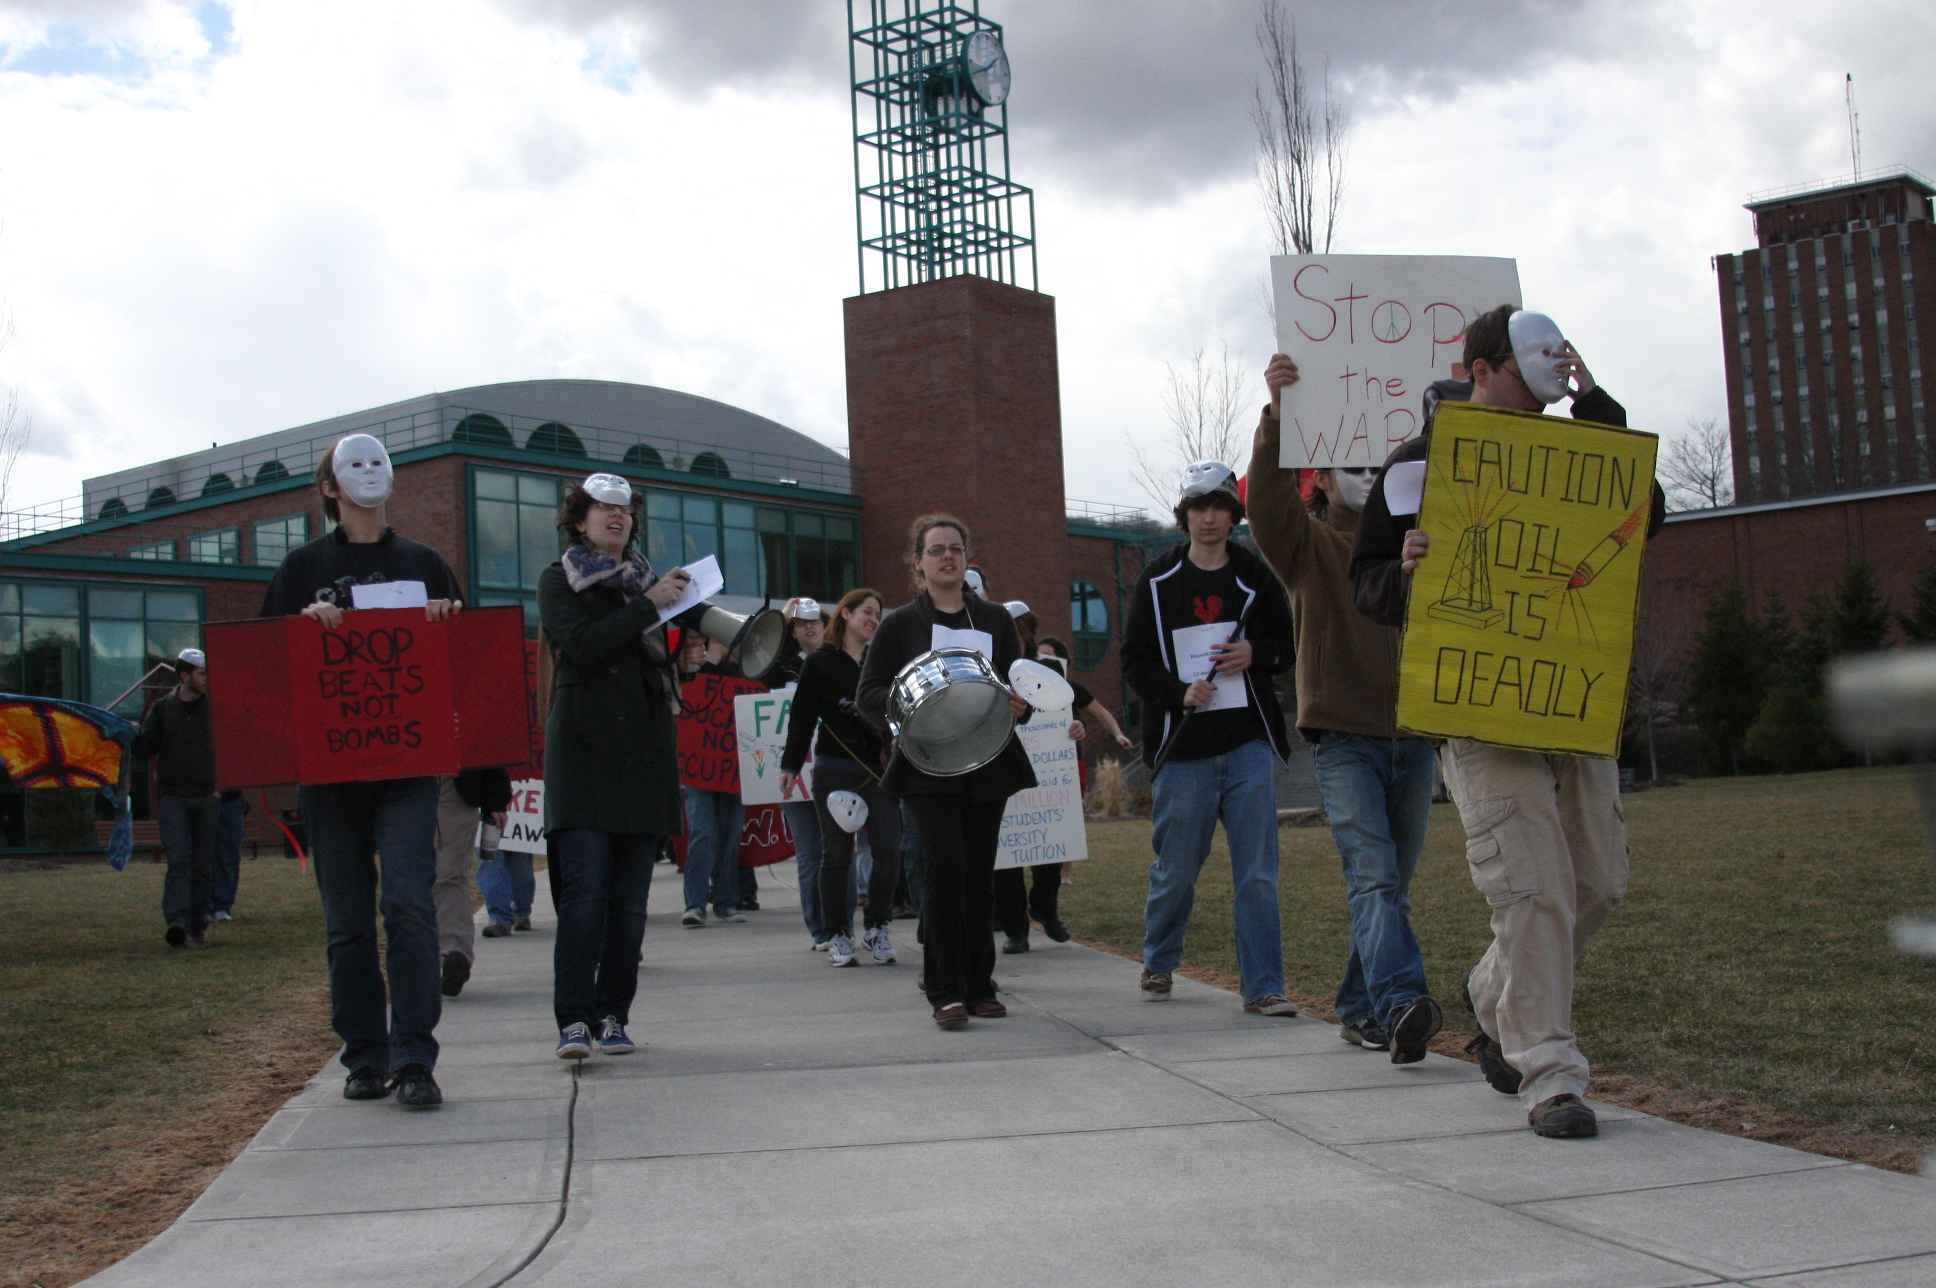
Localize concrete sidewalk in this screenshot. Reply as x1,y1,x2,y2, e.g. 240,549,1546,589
86,861,1936,1288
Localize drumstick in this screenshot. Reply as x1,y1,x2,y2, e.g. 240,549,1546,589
1152,621,1246,774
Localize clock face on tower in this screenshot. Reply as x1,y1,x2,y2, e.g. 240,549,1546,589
965,30,1009,106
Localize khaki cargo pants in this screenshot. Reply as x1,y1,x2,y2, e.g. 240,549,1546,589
1438,741,1628,1108
433,777,479,964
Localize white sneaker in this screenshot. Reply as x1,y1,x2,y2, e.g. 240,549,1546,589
864,926,897,964
681,907,706,927
828,934,856,967
811,937,831,951
715,909,747,924
212,910,233,923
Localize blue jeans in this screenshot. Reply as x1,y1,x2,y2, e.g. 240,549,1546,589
157,794,217,929
477,849,535,925
551,829,656,1028
1143,738,1283,1002
1314,732,1437,1028
211,795,246,915
682,787,744,915
299,777,442,1073
782,800,824,940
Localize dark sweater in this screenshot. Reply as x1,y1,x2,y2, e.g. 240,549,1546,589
259,527,460,617
131,690,216,798
1348,386,1667,627
781,643,884,773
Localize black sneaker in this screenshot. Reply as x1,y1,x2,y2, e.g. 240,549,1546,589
1465,1029,1523,1095
391,1064,443,1108
1529,1093,1597,1138
1390,995,1443,1065
1340,1018,1391,1050
343,1066,390,1100
481,921,512,938
165,922,188,948
1001,936,1030,954
188,924,208,947
1140,969,1172,1001
737,896,760,911
513,916,533,932
1039,917,1073,943
441,952,471,998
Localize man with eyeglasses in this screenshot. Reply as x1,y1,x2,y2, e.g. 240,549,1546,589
1245,354,1445,1065
1349,303,1664,1140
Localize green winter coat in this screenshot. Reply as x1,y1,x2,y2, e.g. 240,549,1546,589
538,562,685,837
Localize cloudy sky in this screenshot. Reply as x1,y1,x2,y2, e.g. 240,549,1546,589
0,0,1931,516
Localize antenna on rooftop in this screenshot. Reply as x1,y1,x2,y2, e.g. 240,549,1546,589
1845,73,1863,178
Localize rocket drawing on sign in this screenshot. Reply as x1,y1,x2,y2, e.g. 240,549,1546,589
1567,499,1650,590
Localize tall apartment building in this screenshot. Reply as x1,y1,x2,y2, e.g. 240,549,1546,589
1716,169,1936,503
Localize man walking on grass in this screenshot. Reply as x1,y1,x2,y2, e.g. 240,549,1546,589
1348,304,1664,1139
1121,464,1299,1016
132,648,220,949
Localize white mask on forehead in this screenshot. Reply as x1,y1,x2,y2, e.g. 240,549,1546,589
1508,311,1570,405
332,434,394,508
1332,467,1375,513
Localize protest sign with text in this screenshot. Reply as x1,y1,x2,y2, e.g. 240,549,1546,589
677,672,766,794
1273,254,1521,468
994,709,1088,871
735,687,813,806
1395,402,1658,758
493,779,546,854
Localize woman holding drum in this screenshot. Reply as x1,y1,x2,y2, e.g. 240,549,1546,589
857,515,1035,1029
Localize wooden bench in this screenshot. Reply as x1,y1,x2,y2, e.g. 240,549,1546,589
95,810,270,862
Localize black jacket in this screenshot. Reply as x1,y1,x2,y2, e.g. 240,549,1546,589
259,526,460,617
131,690,216,798
1120,540,1296,769
782,643,884,773
855,592,1037,802
454,767,514,812
1348,386,1667,627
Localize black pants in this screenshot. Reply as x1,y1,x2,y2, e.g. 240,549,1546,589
994,862,1061,940
903,794,1005,1010
814,767,902,938
551,829,658,1029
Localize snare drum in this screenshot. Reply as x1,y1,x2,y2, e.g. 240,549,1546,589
886,647,1016,777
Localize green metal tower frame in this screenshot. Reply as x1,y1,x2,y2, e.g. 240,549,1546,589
848,0,1038,293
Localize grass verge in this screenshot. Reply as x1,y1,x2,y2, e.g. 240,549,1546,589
0,858,338,1288
1066,764,1936,1172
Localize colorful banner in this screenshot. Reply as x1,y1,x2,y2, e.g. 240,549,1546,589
994,709,1089,871
1395,402,1658,757
1272,254,1522,468
735,687,813,805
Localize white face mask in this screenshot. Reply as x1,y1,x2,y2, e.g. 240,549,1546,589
332,434,394,508
1508,311,1571,405
1332,467,1375,513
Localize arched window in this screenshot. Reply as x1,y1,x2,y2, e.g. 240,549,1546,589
452,413,514,447
689,451,731,479
253,460,289,485
98,497,129,520
622,443,665,470
1071,578,1110,670
145,486,177,510
201,473,234,497
526,422,586,456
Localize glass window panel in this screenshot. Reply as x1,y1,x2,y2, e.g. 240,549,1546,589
474,470,517,501
22,585,79,616
128,541,172,561
825,516,855,541
0,583,17,614
723,502,755,529
646,522,679,574
146,620,200,674
795,535,829,602
757,508,788,534
518,474,558,505
0,616,20,692
723,527,761,597
518,506,557,590
682,521,719,565
827,541,857,596
187,529,239,564
681,495,717,525
90,620,147,713
760,532,790,597
253,515,307,566
793,512,824,538
90,588,144,619
647,490,679,520
146,591,199,621
475,498,520,587
20,616,80,699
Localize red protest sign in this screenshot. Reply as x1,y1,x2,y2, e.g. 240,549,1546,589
207,606,531,788
668,800,795,869
677,672,765,793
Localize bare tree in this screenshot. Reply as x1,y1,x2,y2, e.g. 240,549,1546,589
1660,415,1734,511
1131,345,1254,514
0,310,28,517
1251,0,1350,256
1626,583,1694,782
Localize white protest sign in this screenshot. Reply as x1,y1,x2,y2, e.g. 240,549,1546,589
1272,254,1521,468
735,687,812,806
490,779,547,854
1171,621,1246,712
995,709,1088,871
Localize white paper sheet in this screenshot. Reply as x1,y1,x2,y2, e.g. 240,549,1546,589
653,554,725,625
350,580,429,609
1382,460,1427,517
931,624,995,663
1171,620,1247,713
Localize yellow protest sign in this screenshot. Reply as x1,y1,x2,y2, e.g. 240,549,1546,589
1396,402,1658,758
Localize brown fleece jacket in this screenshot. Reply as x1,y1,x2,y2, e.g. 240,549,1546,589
1245,407,1402,741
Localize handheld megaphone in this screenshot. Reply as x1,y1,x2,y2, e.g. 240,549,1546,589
696,604,787,682
825,790,869,834
1008,658,1074,711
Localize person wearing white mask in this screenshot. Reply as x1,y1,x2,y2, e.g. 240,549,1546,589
257,433,465,1109
1348,304,1665,1140
1248,354,1444,1069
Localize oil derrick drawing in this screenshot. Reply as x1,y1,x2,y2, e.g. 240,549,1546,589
1428,523,1505,628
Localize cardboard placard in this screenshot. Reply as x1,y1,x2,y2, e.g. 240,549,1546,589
206,606,531,788
994,709,1089,870
1272,254,1522,468
493,778,546,854
735,687,813,805
677,672,766,793
1395,402,1658,758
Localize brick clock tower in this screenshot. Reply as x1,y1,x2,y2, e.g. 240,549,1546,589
844,1,1071,642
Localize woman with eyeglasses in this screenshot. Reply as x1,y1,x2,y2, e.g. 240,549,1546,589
856,515,1035,1029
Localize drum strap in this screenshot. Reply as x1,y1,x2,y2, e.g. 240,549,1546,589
818,725,884,786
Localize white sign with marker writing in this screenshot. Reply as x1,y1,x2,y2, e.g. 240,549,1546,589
489,779,547,854
994,709,1088,871
1273,254,1522,468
